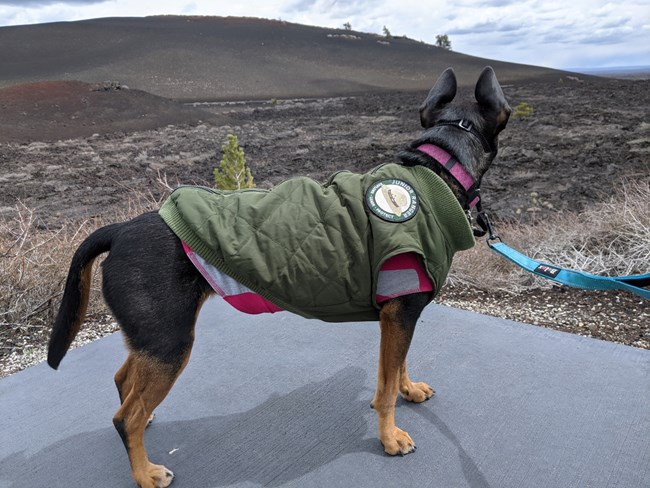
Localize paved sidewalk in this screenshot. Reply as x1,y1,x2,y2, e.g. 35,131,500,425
1,299,649,487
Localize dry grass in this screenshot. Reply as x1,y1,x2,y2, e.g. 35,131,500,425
0,205,100,332
449,179,650,292
0,179,172,358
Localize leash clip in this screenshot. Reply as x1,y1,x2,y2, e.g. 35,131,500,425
477,210,500,242
471,202,499,240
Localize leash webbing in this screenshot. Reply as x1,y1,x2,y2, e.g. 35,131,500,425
472,208,650,299
487,240,650,300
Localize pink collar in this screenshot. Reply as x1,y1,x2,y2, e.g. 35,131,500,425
416,143,480,209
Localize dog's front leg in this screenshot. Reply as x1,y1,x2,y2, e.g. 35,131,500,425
372,293,430,455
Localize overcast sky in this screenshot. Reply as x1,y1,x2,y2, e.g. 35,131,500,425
0,0,648,70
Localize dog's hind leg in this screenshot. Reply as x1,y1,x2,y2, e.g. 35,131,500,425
399,360,435,403
372,293,430,456
100,212,213,486
113,350,190,488
111,290,208,488
115,354,156,427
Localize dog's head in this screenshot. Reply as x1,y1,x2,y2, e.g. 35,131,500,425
400,66,510,211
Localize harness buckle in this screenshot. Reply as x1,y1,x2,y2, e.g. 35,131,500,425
458,119,473,132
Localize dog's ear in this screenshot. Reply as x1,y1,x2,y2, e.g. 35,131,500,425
419,67,457,128
475,66,511,134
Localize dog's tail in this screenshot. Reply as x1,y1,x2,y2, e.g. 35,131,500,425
47,223,120,370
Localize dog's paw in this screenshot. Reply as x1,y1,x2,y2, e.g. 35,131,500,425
400,381,435,403
154,465,174,488
134,463,174,488
381,427,416,456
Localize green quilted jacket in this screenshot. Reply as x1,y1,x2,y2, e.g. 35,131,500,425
159,163,474,322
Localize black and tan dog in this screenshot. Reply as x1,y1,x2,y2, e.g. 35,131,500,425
48,66,510,488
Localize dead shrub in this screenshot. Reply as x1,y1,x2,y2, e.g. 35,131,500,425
0,204,103,348
449,179,650,292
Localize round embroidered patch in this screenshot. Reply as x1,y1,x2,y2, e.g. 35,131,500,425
365,179,419,222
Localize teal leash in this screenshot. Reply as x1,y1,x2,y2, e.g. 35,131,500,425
474,210,650,300
488,240,650,299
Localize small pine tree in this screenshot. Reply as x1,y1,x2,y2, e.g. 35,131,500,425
435,34,451,50
213,134,255,190
383,26,391,38
343,22,352,30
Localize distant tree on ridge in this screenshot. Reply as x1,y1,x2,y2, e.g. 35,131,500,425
435,34,452,50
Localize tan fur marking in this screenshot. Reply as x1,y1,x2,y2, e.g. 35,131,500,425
114,354,134,405
65,259,96,349
372,301,417,455
114,352,191,488
497,107,511,130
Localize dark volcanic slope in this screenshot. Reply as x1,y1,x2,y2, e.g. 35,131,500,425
0,80,219,143
0,16,563,101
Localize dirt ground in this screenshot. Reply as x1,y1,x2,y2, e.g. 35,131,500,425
0,75,648,363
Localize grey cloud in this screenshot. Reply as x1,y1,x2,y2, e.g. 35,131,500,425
286,0,320,10
286,0,374,16
477,0,517,6
597,18,632,29
452,0,518,7
540,30,617,46
0,0,105,5
538,17,639,46
329,0,377,17
447,20,523,36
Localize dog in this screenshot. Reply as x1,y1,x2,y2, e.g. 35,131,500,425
48,66,510,488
